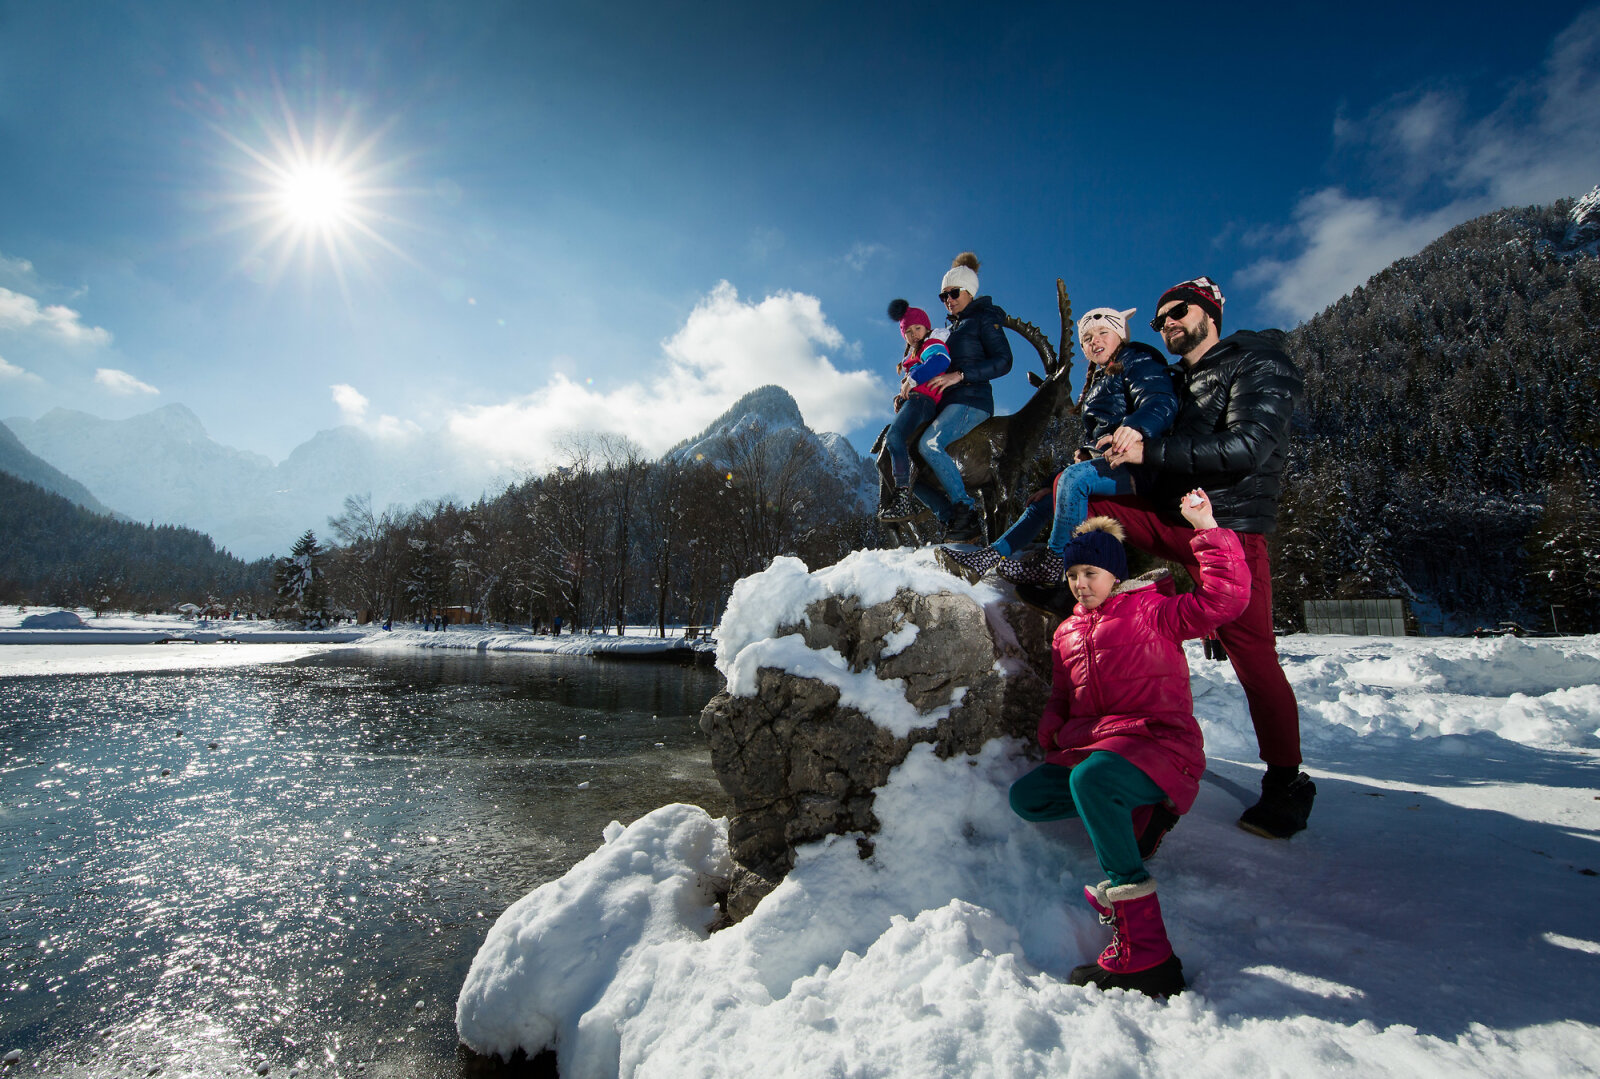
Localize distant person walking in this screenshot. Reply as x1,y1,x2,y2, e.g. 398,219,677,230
1096,277,1314,839
908,252,1014,542
552,615,563,637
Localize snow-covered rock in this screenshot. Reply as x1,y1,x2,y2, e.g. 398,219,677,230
702,547,1052,918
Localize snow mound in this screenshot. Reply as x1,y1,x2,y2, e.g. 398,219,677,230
459,731,1600,1077
1191,635,1600,753
19,610,87,629
456,804,730,1073
1347,635,1600,697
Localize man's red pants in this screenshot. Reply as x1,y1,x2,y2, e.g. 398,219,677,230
1090,495,1302,767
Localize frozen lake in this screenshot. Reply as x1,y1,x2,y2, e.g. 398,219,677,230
0,649,729,1077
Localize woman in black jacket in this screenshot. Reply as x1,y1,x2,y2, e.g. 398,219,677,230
889,251,1013,542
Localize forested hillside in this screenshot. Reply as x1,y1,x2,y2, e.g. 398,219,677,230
0,471,274,611
314,399,870,632
1273,192,1600,632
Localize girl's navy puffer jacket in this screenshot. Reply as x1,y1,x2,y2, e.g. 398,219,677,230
1079,341,1178,450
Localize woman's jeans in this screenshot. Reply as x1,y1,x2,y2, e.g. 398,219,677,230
886,393,939,488
909,402,990,517
992,457,1133,556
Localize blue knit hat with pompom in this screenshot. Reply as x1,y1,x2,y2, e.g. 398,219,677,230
1059,516,1128,580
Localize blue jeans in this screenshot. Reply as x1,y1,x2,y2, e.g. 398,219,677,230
885,394,939,488
992,458,1133,556
910,402,989,517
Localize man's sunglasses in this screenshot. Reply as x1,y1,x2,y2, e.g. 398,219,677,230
1149,302,1192,332
939,288,964,302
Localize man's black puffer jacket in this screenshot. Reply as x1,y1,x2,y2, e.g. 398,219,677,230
1143,330,1303,533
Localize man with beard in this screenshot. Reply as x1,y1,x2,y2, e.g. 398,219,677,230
1095,277,1315,839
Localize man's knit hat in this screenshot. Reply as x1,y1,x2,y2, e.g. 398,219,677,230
1157,276,1225,329
940,251,980,297
1077,307,1137,342
1059,516,1128,580
887,298,931,333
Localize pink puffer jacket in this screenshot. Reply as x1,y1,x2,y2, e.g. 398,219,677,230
1035,528,1250,813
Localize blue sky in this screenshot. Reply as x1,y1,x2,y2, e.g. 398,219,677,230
2,0,1598,467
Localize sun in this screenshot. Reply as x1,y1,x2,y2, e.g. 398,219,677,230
208,92,410,288
278,163,353,228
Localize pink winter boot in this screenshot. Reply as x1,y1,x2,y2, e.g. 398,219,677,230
1069,877,1186,997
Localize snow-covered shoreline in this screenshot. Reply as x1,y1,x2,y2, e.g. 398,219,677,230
0,609,712,677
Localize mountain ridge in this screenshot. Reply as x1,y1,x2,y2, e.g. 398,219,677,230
6,384,876,558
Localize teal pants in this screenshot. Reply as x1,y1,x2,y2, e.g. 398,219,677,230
1010,752,1168,886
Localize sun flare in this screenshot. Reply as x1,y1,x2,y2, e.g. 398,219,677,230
211,95,410,288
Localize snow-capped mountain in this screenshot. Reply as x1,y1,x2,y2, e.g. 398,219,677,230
4,405,509,560
6,386,878,561
664,385,875,508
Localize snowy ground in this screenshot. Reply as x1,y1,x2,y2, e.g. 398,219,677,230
456,548,1600,1079
0,609,709,677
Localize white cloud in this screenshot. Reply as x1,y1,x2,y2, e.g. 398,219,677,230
0,254,36,284
0,355,42,384
447,281,879,470
841,242,887,272
1237,191,1466,323
93,368,158,396
0,286,113,346
330,382,419,440
331,383,369,421
1243,8,1600,322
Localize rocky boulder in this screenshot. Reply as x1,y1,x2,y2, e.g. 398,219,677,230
702,550,1055,921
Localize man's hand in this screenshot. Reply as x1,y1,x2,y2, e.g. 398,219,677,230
1026,486,1051,505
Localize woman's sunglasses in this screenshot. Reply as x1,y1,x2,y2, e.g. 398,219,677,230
939,288,963,302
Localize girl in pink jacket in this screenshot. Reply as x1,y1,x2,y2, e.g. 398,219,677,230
1009,489,1249,998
